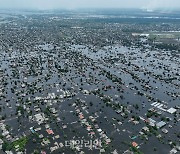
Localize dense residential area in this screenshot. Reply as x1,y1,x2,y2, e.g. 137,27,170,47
0,9,179,154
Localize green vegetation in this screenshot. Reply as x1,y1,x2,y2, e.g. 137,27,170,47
2,136,28,152
12,136,28,151
146,110,158,118
130,146,143,154
2,141,13,151
16,106,25,115
149,32,180,40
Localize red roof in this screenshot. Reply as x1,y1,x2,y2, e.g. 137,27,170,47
46,129,54,135
132,142,138,147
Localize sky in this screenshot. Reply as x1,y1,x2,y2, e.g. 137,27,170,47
0,0,180,10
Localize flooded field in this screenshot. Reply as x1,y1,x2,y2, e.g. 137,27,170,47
0,9,179,154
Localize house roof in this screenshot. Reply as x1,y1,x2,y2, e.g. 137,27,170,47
132,142,138,147
167,108,177,114
156,121,166,128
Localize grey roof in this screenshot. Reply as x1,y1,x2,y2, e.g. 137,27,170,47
156,121,166,128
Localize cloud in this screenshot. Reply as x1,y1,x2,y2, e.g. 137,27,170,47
145,0,180,9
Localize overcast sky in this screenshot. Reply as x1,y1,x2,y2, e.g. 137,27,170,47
0,0,180,10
